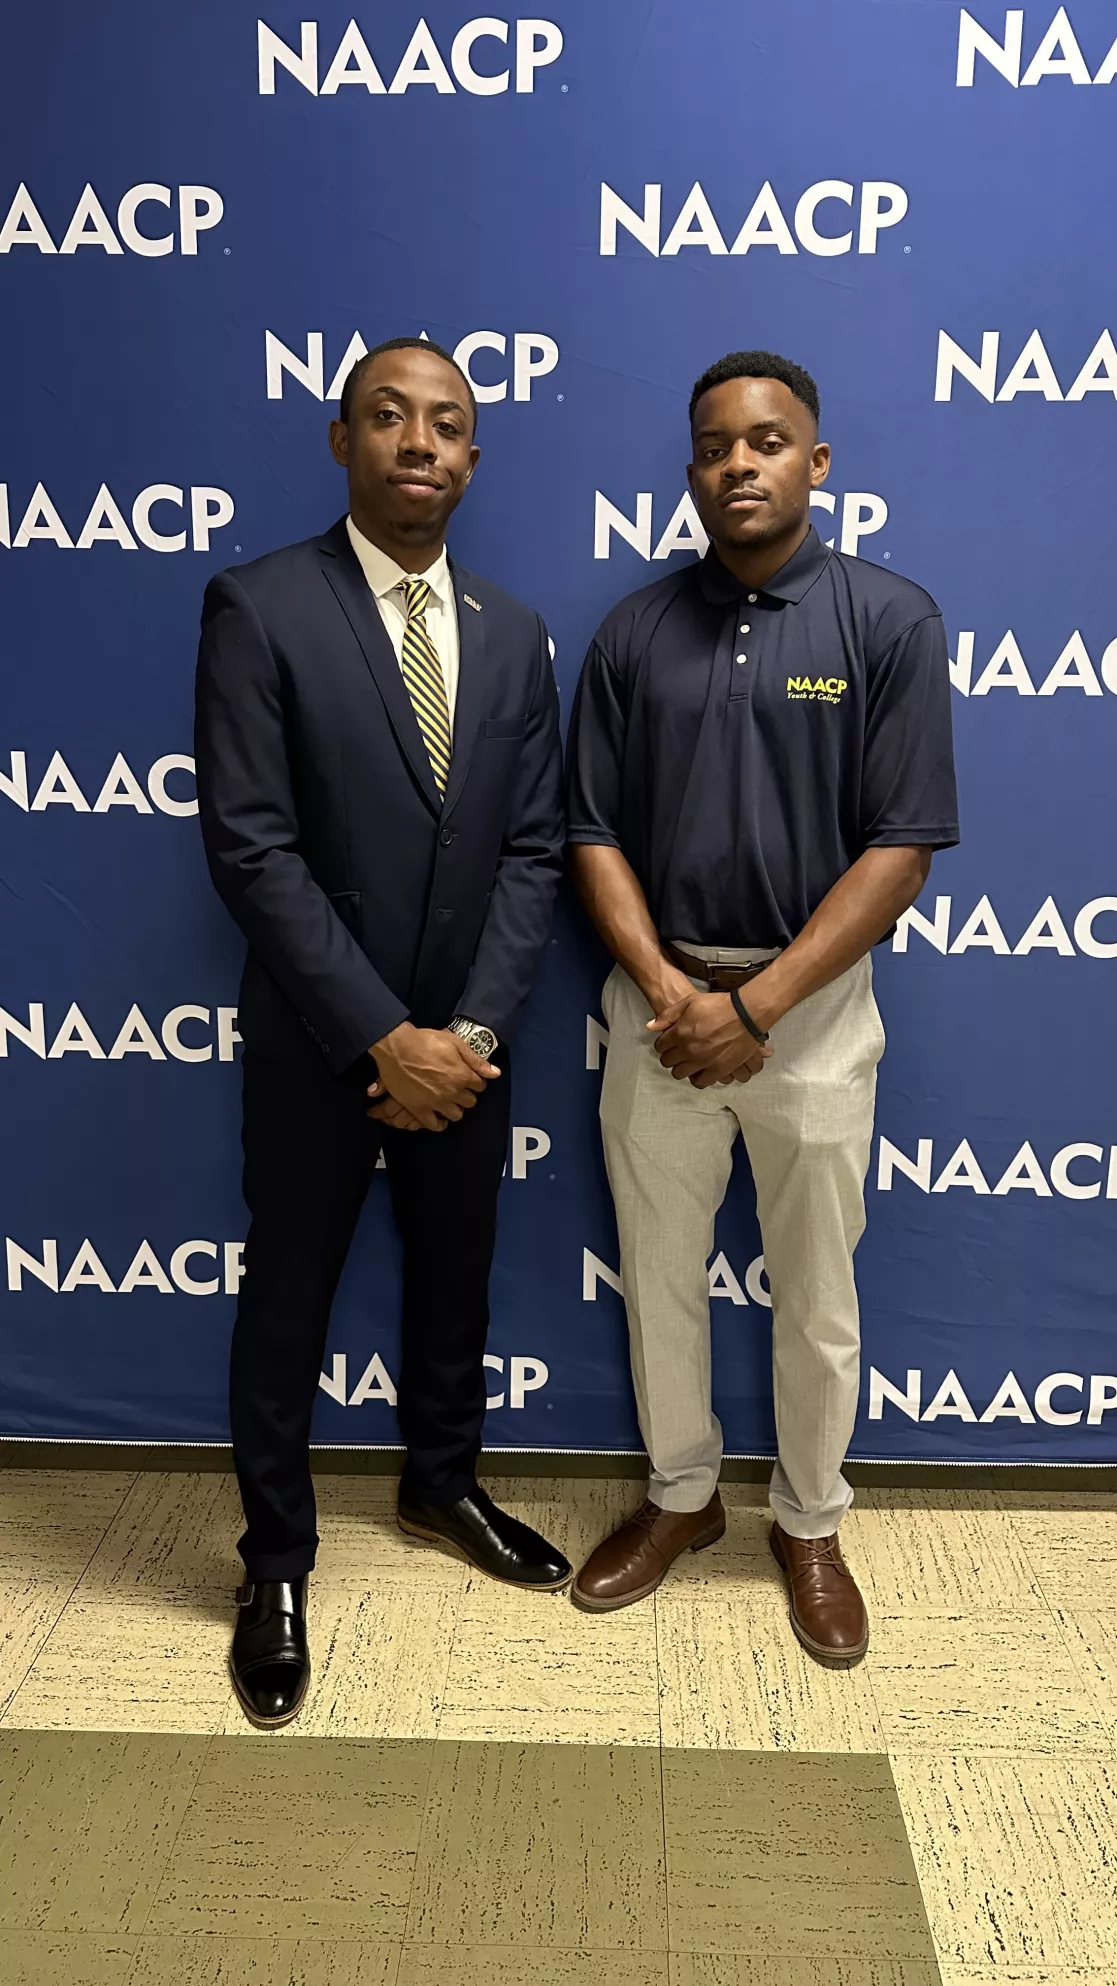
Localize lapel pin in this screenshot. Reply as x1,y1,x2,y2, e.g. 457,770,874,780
464,593,482,612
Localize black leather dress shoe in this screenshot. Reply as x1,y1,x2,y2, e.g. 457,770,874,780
398,1486,573,1590
230,1576,310,1728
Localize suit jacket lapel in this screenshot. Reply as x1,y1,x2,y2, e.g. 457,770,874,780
316,520,442,817
442,560,487,819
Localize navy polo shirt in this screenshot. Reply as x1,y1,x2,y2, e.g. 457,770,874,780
565,526,958,948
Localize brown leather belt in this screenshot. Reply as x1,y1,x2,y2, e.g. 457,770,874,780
665,942,770,992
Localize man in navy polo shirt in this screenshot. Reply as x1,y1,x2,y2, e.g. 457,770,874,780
565,350,957,1663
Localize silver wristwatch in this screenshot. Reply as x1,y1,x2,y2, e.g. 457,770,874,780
449,1014,499,1060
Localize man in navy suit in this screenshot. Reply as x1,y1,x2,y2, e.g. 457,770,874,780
196,337,570,1727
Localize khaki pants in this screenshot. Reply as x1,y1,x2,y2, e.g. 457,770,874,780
599,958,885,1538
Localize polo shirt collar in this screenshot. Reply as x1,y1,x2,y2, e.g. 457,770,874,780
697,523,832,606
346,515,453,605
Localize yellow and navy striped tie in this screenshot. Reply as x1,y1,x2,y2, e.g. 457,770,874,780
400,576,452,796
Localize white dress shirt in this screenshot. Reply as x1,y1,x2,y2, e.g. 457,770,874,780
346,516,460,729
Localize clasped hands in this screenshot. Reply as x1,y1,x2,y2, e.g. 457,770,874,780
647,976,774,1088
365,1021,499,1133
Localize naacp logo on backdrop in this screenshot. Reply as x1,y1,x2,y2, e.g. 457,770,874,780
594,489,889,564
599,179,907,260
892,894,1117,959
0,484,234,553
1,751,195,816
877,1134,1117,1200
257,16,563,97
0,183,223,256
266,328,559,405
956,8,1117,88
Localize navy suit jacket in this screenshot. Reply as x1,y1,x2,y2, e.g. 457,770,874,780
194,517,564,1073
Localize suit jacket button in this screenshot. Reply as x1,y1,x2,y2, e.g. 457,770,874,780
439,828,454,847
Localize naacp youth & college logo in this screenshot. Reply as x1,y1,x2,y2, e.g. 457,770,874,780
786,675,848,705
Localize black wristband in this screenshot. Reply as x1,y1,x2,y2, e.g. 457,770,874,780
729,985,769,1045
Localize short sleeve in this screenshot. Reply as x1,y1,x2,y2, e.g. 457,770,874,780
861,613,959,849
564,637,626,847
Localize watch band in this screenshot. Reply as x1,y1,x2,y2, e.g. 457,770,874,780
729,986,769,1045
449,1015,499,1056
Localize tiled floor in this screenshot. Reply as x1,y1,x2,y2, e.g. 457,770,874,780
0,1731,935,1979
0,1467,1116,1984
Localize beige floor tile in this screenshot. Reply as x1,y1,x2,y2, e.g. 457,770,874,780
657,1587,884,1752
7,1596,235,1733
222,1584,459,1741
313,1476,463,1590
0,1471,137,1580
671,1962,942,1985
407,1741,667,1948
439,1577,659,1744
892,1750,1117,1968
149,1735,430,1939
0,1931,138,1984
130,1936,401,1982
0,1577,74,1719
939,1970,1117,1985
1054,1606,1117,1717
401,1954,669,1985
0,1729,206,1934
1000,1499,1117,1608
869,1611,1107,1755
78,1474,243,1606
845,1491,1044,1612
663,1751,934,1959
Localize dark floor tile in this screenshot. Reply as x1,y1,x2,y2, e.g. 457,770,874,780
0,1930,137,1985
130,1935,401,1982
663,1751,936,1960
669,1959,941,1984
406,1742,667,1949
0,1730,206,1934
399,1953,669,1985
147,1736,431,1940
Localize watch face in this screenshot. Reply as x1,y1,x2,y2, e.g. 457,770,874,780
452,1018,497,1058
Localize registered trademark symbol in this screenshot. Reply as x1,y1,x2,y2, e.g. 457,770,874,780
561,83,568,92
883,551,891,560
556,392,564,402
234,544,241,553
904,245,911,254
224,247,231,256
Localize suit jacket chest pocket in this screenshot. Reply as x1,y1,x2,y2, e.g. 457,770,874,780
483,718,527,741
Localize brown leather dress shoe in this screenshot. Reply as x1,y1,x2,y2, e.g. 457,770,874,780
770,1522,869,1666
572,1492,726,1611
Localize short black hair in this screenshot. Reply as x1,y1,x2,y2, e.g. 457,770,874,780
689,349,820,428
339,335,478,432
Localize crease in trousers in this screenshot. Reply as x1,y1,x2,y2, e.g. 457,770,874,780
230,1045,511,1580
599,957,884,1538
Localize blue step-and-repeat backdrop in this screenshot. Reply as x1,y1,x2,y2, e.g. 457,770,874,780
2,3,1116,1461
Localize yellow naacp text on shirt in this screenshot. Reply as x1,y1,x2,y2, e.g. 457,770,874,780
786,675,848,704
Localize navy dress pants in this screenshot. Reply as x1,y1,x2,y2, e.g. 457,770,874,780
230,1046,511,1581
